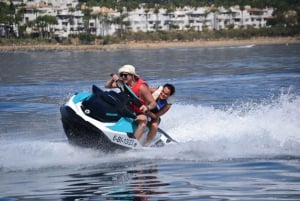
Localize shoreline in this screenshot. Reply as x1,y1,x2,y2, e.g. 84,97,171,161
0,37,299,51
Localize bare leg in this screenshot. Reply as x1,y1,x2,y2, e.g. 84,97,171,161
145,120,159,145
134,114,147,140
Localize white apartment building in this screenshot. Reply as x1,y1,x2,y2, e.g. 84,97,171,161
89,6,120,36
3,0,274,38
124,6,273,33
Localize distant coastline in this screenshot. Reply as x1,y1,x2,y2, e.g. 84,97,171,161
0,37,299,52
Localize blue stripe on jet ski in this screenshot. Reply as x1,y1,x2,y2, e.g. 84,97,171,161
73,92,91,103
106,113,118,116
107,117,136,133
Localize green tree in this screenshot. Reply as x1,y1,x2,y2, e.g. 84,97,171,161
82,8,92,33
113,13,130,39
154,6,160,31
0,2,15,37
35,15,58,39
95,12,112,36
13,6,25,37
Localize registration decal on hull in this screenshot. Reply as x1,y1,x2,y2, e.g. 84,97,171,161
112,135,137,147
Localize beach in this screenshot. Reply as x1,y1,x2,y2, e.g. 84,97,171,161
0,37,299,51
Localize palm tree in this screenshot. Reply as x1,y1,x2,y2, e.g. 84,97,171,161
35,15,58,39
210,7,220,30
0,2,15,38
144,8,149,32
82,8,92,33
14,6,25,37
96,12,113,37
154,6,160,31
113,13,129,39
240,5,245,28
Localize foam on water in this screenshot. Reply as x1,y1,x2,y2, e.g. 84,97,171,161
160,92,300,160
0,93,299,172
0,140,99,171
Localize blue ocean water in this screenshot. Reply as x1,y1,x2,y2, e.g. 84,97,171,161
0,43,299,200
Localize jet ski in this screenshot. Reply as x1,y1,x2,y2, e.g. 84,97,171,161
60,82,176,152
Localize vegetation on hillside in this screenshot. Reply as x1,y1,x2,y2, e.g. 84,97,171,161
79,0,299,10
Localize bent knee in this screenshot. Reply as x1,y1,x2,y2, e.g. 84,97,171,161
136,114,147,122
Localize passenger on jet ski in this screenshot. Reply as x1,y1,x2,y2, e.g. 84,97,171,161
145,83,176,146
105,64,157,142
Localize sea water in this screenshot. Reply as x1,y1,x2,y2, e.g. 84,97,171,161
0,43,299,200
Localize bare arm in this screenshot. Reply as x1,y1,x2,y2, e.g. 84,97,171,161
149,87,157,93
105,74,119,88
148,104,171,120
139,84,156,113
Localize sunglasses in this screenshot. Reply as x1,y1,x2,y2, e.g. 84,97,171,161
120,73,130,78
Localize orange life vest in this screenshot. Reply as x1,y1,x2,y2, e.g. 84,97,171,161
130,78,148,114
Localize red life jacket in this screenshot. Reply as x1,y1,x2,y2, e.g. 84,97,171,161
130,78,148,114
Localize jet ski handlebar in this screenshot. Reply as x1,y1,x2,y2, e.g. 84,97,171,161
110,73,142,107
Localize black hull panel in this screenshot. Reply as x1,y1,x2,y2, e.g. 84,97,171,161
60,105,129,152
